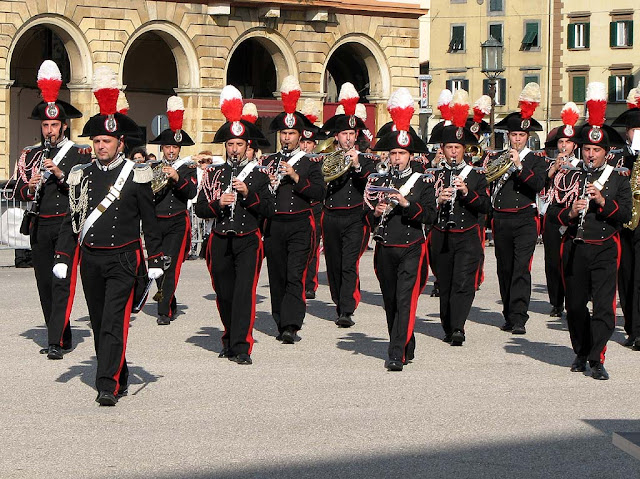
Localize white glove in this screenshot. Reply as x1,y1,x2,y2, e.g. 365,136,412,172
148,268,164,280
52,263,68,279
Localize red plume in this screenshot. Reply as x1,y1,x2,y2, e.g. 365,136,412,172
37,60,62,104
519,101,538,120
587,100,607,127
167,96,185,132
387,88,414,132
92,66,119,115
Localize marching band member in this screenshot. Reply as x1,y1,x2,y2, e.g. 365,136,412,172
321,83,375,328
548,82,631,380
428,90,490,345
148,96,198,325
262,76,326,344
195,86,274,364
490,83,547,335
364,88,435,371
612,87,640,350
540,103,581,318
53,67,164,404
12,60,92,358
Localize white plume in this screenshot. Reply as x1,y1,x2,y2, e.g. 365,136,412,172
519,82,541,103
37,60,61,81
167,96,184,112
437,89,453,107
280,75,300,94
92,66,119,91
586,82,607,102
338,82,359,101
474,95,492,115
387,88,414,110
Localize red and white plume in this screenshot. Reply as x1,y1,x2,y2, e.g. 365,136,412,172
167,96,185,133
585,82,607,127
301,98,320,124
338,82,359,117
472,95,492,123
280,76,301,114
92,66,120,116
387,88,414,132
220,85,243,123
241,102,258,124
355,103,367,121
518,82,541,120
626,88,640,110
37,60,62,104
560,102,580,127
437,89,453,123
117,91,129,115
334,105,345,115
451,89,469,129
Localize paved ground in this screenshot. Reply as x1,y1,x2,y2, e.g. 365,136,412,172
0,244,638,478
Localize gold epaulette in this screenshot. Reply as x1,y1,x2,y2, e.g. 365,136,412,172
68,163,91,185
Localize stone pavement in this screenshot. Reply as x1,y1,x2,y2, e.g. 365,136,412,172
0,245,638,478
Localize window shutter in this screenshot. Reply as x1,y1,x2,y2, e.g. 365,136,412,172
608,76,616,102
626,75,634,97
498,78,507,106
482,79,490,96
584,23,590,48
568,24,575,49
627,20,633,46
446,80,453,92
572,76,586,103
462,79,470,92
610,22,616,47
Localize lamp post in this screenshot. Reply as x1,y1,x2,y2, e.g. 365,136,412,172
481,36,505,149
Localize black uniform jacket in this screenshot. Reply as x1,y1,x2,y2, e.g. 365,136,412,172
195,160,275,235
262,149,326,218
432,162,491,232
325,153,375,211
363,165,437,247
15,138,92,221
55,159,164,269
548,162,632,244
154,160,198,217
491,148,547,217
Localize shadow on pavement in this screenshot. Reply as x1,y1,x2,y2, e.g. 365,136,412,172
336,331,388,360
186,326,224,354
20,325,91,351
503,336,574,367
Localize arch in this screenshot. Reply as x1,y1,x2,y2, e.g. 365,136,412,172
323,34,391,102
121,21,200,90
5,14,93,85
225,28,298,90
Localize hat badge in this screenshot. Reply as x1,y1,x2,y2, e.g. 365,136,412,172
455,127,464,140
348,116,356,129
45,102,59,120
284,113,296,129
105,115,117,133
174,130,183,143
303,130,312,139
470,123,479,134
397,130,410,148
588,126,603,143
520,119,531,130
563,125,574,137
231,121,245,137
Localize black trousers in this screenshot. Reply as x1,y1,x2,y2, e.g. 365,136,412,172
618,227,640,339
561,236,620,363
31,219,76,347
206,231,263,355
374,241,428,362
305,204,322,293
430,227,483,335
80,247,142,394
542,215,565,309
493,214,540,327
155,213,190,317
264,216,312,333
321,209,370,316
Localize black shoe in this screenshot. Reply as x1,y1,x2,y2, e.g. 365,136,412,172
47,344,64,360
623,336,637,347
157,315,171,326
430,286,440,297
570,355,587,372
511,325,526,335
116,387,128,398
281,328,297,344
549,306,564,317
501,322,513,332
275,334,282,341
96,391,118,406
229,353,252,365
335,314,355,328
451,330,465,346
590,362,609,380
634,339,640,351
62,342,72,351
386,359,403,371
218,348,232,358
442,334,453,343
305,290,316,300
39,347,48,354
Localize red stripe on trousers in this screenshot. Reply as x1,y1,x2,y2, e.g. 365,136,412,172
308,212,319,291
60,244,81,347
245,231,264,354
352,224,368,309
474,225,483,291
528,216,541,272
405,242,427,361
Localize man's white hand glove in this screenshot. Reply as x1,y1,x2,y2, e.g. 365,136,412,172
148,268,164,280
52,263,68,279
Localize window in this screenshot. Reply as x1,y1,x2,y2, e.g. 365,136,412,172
489,23,503,44
521,21,540,50
449,25,465,52
608,74,634,102
483,78,507,106
489,0,504,15
571,75,586,103
446,79,469,94
610,21,633,47
568,22,590,49
523,74,539,88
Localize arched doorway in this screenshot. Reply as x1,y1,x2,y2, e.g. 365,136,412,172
9,26,71,166
325,43,370,103
122,31,178,148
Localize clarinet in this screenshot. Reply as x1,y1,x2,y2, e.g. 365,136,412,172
446,158,458,228
573,160,593,244
226,154,238,235
271,144,289,192
372,166,400,243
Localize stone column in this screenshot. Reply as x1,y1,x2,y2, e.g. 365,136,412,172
0,80,14,180
67,83,94,146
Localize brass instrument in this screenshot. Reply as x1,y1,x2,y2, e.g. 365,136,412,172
624,152,640,230
376,158,390,174
150,159,170,194
371,166,400,243
485,148,514,183
271,145,289,192
445,159,459,229
321,149,353,182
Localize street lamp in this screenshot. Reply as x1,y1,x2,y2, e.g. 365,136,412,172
481,36,504,148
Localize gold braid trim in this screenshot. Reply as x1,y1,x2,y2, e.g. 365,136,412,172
133,163,153,183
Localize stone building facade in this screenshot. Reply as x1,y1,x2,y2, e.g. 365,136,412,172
0,0,425,180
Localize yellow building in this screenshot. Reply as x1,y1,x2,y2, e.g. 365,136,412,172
0,0,426,180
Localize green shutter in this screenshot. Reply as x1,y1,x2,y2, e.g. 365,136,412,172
568,23,575,49
584,23,590,48
499,78,507,105
482,79,490,96
610,22,616,47
627,20,633,46
626,75,635,97
608,76,616,102
572,76,585,103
